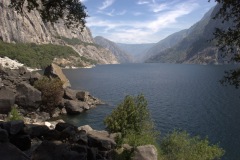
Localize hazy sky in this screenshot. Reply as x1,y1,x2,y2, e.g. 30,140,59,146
81,0,217,44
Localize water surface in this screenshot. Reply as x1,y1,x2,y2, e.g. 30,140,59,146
63,63,240,160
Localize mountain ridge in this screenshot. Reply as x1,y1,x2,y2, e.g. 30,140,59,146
94,36,133,63
145,6,229,64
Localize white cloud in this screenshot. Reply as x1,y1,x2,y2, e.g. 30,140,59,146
133,12,143,16
98,9,127,17
137,0,150,5
99,0,115,10
88,0,200,43
117,10,127,16
151,4,169,13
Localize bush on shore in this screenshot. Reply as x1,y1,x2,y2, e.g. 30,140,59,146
104,94,224,160
34,76,63,114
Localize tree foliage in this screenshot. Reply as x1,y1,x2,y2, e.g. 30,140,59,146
34,76,64,114
104,95,159,146
209,0,240,87
104,94,159,159
7,106,23,121
104,94,155,136
0,41,90,69
9,0,88,29
160,131,224,160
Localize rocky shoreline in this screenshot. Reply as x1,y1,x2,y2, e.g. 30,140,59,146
0,120,118,160
0,63,158,160
0,63,104,122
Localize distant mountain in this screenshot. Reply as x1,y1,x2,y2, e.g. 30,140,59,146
116,43,155,62
146,5,231,64
142,29,189,61
94,36,133,63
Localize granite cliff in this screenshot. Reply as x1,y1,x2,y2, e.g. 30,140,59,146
94,36,133,63
0,1,118,67
145,5,231,64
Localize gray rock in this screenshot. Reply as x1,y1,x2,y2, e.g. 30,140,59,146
55,122,76,132
76,91,89,102
44,63,71,88
24,124,50,138
10,134,31,151
64,100,89,115
43,130,61,141
0,128,8,142
73,130,88,145
2,120,25,135
15,82,41,110
0,78,3,88
78,125,93,133
87,130,116,151
133,145,158,160
29,72,42,85
0,142,30,160
52,108,61,118
26,112,50,123
61,108,67,115
64,88,77,100
32,141,85,160
18,67,28,75
0,87,15,114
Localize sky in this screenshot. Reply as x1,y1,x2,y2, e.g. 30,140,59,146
80,0,217,44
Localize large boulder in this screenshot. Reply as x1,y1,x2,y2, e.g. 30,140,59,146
64,88,77,100
87,130,116,151
64,100,89,115
76,91,89,102
55,122,77,132
24,124,50,138
0,128,9,142
10,134,31,151
29,72,42,85
44,63,71,88
0,142,30,160
15,82,41,110
32,141,85,160
1,120,25,135
133,145,158,160
0,87,15,114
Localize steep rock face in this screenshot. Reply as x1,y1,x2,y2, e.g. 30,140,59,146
142,29,189,62
94,36,133,63
145,6,229,64
0,1,118,65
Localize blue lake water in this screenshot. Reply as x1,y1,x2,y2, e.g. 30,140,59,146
62,63,240,160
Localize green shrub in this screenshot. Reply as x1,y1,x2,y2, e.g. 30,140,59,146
104,94,160,159
160,131,224,160
104,94,154,135
0,41,80,68
8,106,23,121
61,36,101,48
34,76,63,114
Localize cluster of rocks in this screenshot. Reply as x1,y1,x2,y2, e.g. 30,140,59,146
0,120,117,160
0,63,158,160
0,63,103,122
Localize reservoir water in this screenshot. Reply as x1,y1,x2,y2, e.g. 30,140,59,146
63,63,240,160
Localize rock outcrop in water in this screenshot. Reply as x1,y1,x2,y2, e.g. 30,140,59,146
0,64,103,122
0,1,118,66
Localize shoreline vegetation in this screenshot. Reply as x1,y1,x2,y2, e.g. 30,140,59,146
0,40,97,69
